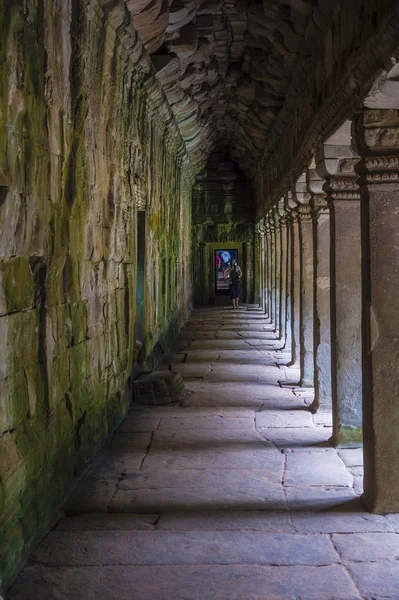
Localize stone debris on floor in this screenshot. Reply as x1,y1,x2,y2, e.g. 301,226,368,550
8,308,399,599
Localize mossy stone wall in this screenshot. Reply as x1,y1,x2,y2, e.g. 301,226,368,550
0,0,192,592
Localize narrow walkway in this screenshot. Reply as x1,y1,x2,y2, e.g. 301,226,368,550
9,309,399,599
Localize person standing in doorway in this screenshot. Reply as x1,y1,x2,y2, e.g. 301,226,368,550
225,260,243,308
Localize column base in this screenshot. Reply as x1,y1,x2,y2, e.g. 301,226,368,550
362,488,399,515
330,425,363,448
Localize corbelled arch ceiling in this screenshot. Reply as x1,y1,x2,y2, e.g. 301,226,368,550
129,0,320,175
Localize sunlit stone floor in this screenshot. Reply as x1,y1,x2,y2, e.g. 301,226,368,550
9,308,399,599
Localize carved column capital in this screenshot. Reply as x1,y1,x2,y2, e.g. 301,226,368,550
296,202,312,221
324,158,361,202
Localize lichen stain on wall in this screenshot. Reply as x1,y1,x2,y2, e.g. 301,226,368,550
0,0,192,592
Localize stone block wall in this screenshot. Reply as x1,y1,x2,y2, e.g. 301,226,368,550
0,0,192,592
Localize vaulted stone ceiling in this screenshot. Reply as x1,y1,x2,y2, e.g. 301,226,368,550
128,0,319,174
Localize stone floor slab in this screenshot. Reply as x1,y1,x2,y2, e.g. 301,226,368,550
205,364,281,383
349,562,399,599
387,513,399,533
56,513,159,531
151,427,270,445
8,565,362,600
143,448,282,471
109,482,286,512
338,448,364,467
284,450,353,487
286,487,358,510
157,510,292,532
185,382,304,408
63,479,118,514
120,468,283,490
332,532,399,562
292,511,394,534
31,531,340,567
158,416,255,430
256,409,314,428
117,414,160,433
259,426,332,449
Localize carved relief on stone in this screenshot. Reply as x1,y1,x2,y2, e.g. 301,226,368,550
363,155,399,183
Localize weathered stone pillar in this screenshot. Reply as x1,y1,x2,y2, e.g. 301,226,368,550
266,212,277,326
259,221,267,313
244,241,254,304
308,169,332,413
355,108,399,511
265,215,273,320
287,193,301,367
284,196,293,353
293,173,314,387
278,202,289,344
317,120,362,447
273,206,282,335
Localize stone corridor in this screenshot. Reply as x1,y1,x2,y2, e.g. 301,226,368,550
8,308,399,600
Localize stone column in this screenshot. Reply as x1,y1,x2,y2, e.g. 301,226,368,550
317,120,362,447
244,241,254,304
273,206,282,335
265,215,273,320
293,173,314,387
267,212,277,327
355,108,399,512
259,221,267,313
308,170,332,413
278,204,289,344
287,194,301,367
284,197,293,353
